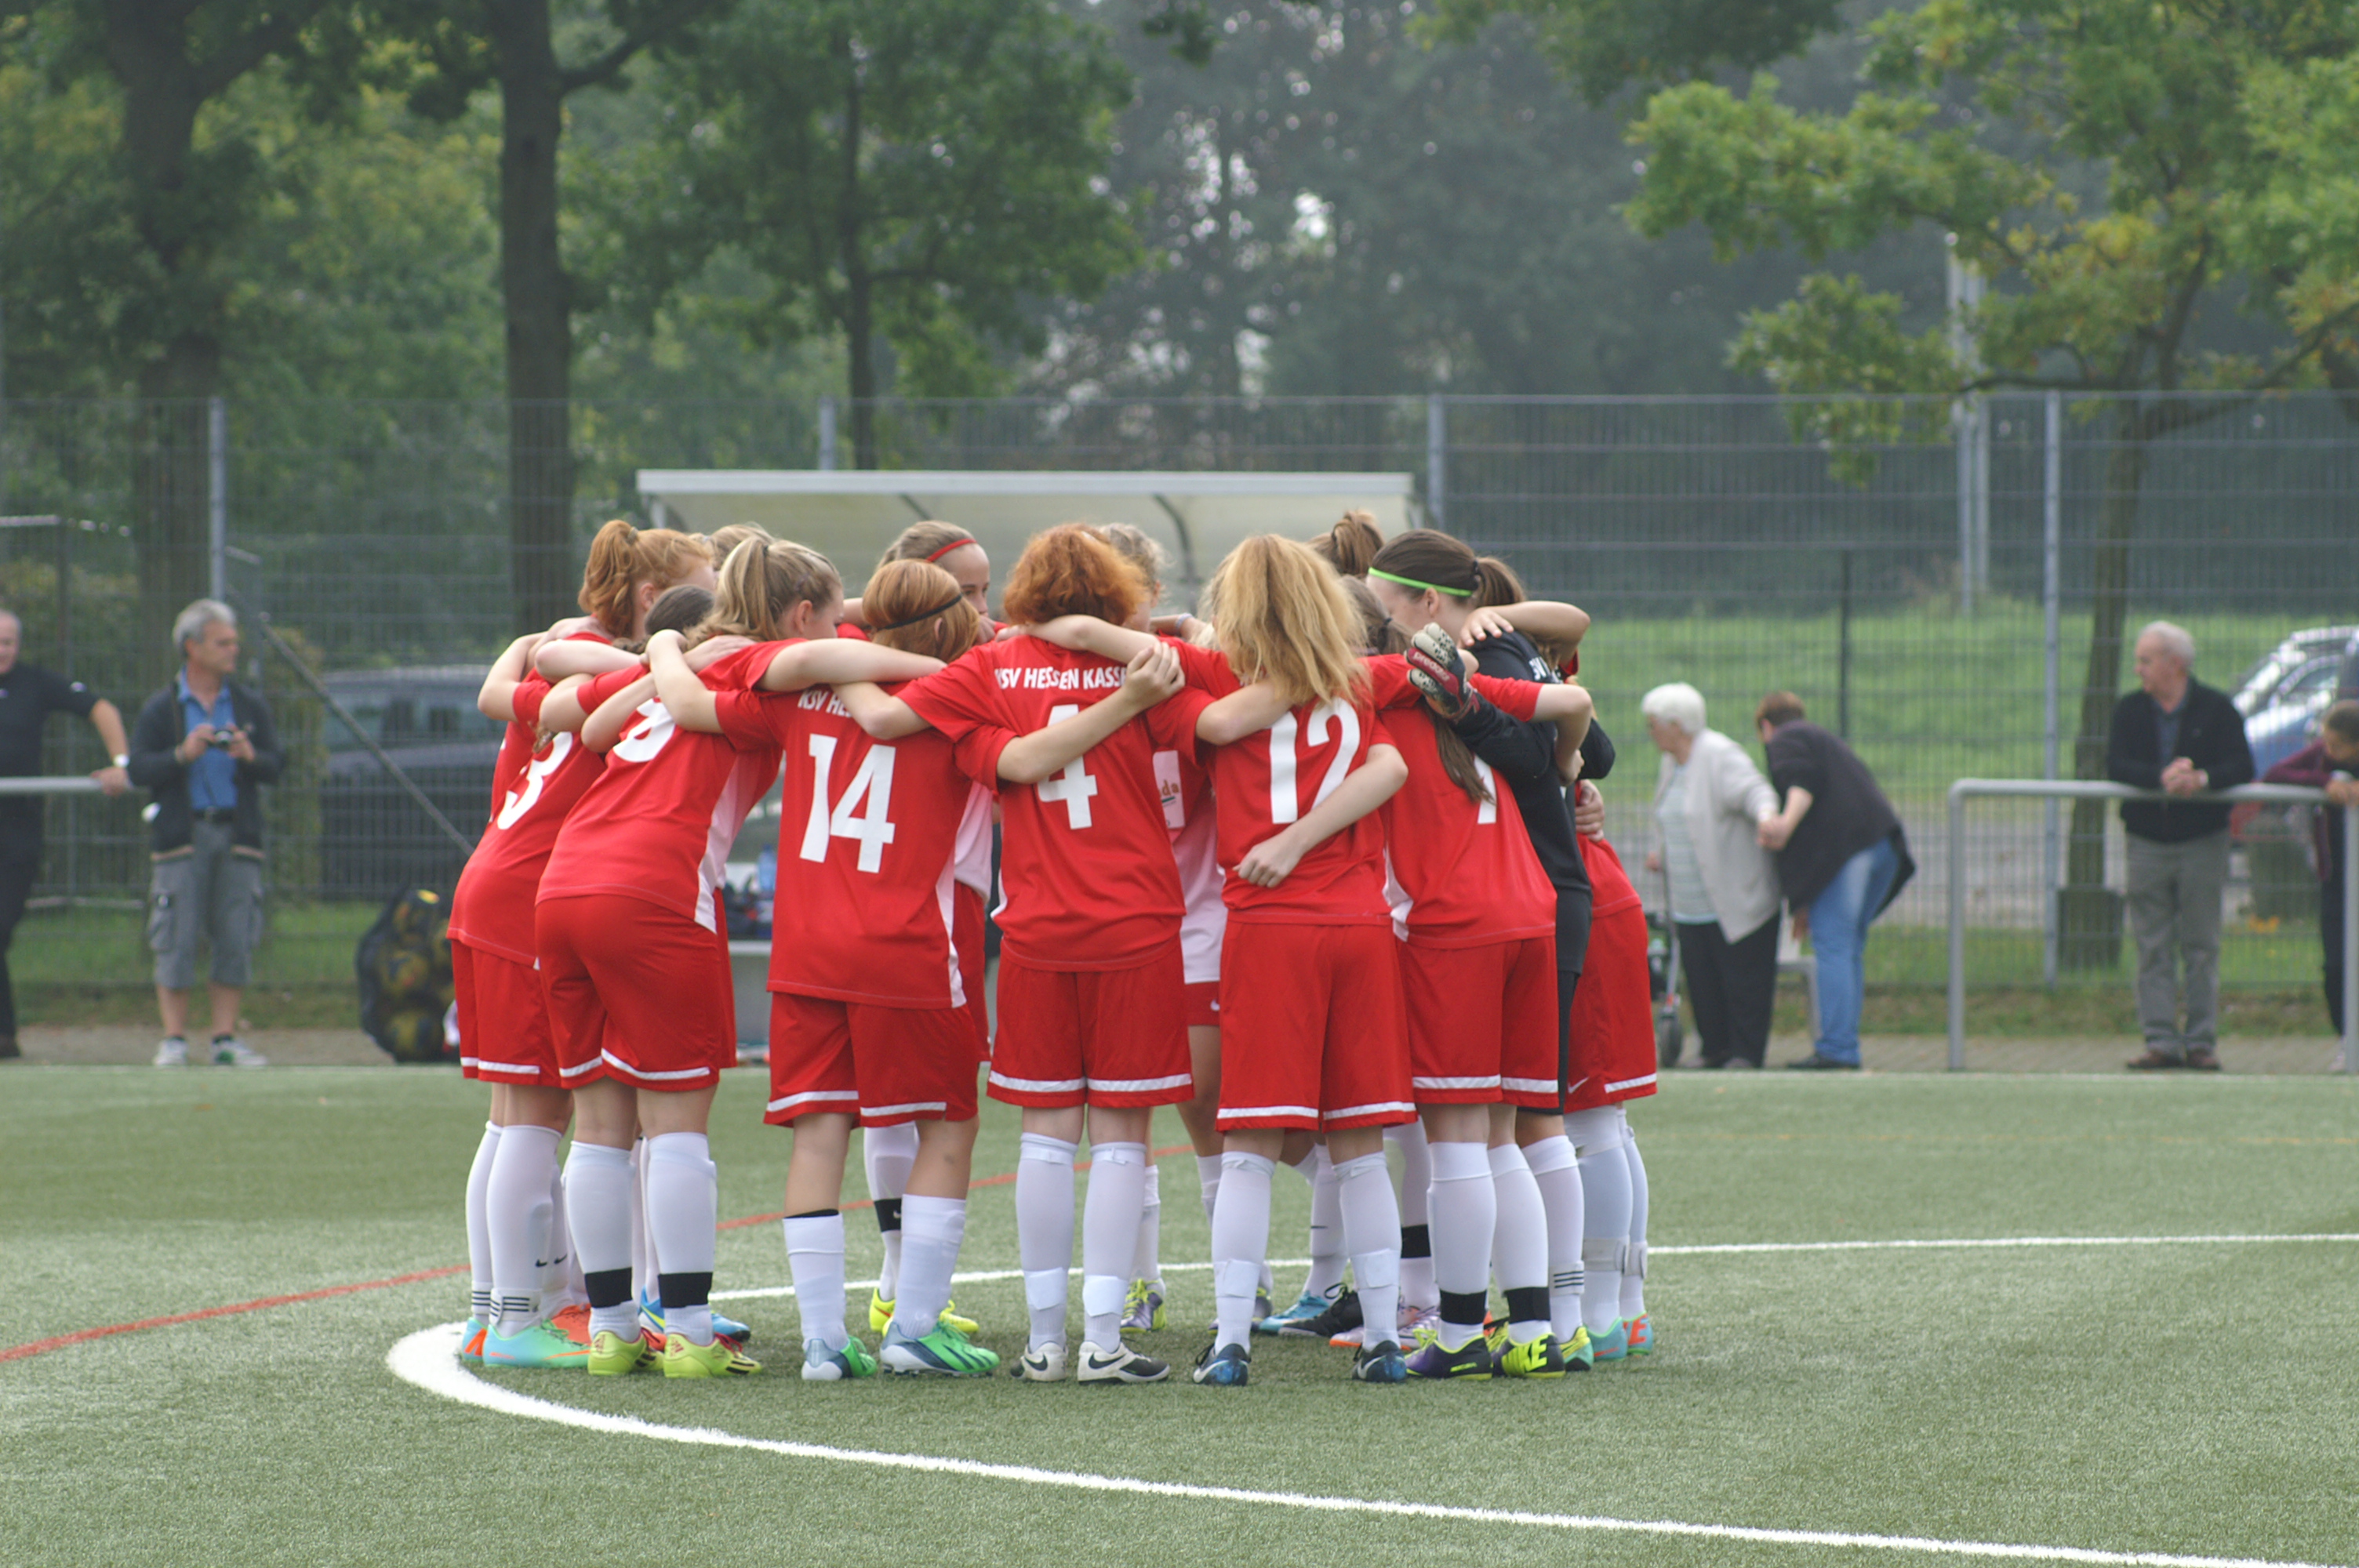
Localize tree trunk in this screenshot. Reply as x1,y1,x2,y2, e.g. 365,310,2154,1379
489,0,578,632
836,33,878,470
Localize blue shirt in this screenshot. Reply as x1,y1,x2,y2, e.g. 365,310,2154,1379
2154,692,2184,768
178,673,238,811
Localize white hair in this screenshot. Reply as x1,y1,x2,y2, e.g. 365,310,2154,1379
171,598,235,655
1641,681,1707,737
2137,620,2195,668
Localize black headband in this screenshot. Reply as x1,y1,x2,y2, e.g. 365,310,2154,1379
871,594,968,632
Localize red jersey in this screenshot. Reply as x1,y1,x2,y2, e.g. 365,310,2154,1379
1157,726,1226,985
716,681,1000,1009
1361,657,1555,949
448,672,609,964
537,644,788,929
1582,829,1645,920
900,637,1200,970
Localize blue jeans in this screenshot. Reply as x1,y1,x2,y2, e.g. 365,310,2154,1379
1806,836,1902,1065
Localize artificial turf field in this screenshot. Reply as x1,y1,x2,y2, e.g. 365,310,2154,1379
5,1065,2356,1568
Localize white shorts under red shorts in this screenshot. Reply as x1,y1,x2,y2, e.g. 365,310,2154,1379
536,894,736,1093
1217,921,1413,1132
452,939,562,1087
954,884,990,1062
990,941,1190,1109
1398,935,1559,1109
1565,902,1659,1112
1183,981,1220,1029
765,990,982,1127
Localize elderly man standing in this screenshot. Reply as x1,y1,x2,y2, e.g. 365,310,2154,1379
0,612,133,1060
127,601,283,1068
2106,621,2253,1071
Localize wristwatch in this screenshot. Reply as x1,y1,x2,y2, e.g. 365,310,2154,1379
111,753,129,768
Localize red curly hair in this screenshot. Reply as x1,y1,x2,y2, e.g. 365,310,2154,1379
999,524,1148,629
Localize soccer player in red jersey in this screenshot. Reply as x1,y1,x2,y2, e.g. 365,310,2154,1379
535,539,940,1381
451,521,715,1369
841,520,994,630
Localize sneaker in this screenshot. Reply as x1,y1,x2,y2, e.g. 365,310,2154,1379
1392,1303,1441,1344
1255,1289,1330,1336
1561,1323,1595,1371
868,1290,977,1337
1495,1331,1567,1380
642,1291,753,1344
458,1317,488,1363
210,1035,267,1068
483,1318,592,1370
1351,1338,1408,1384
1285,1290,1361,1341
1405,1330,1495,1380
1075,1341,1169,1385
1590,1319,1630,1362
1009,1343,1067,1382
663,1331,761,1377
801,1335,878,1381
1626,1315,1653,1356
587,1328,656,1376
548,1304,593,1345
882,1321,999,1377
2127,1047,2183,1071
2184,1045,2222,1072
1190,1341,1250,1386
152,1036,188,1067
1121,1279,1166,1333
1784,1054,1860,1071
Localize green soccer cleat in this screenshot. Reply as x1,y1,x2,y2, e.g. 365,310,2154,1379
483,1318,592,1370
587,1328,656,1376
1625,1315,1653,1356
1121,1279,1166,1332
1255,1290,1329,1336
1495,1331,1567,1380
1561,1323,1595,1371
869,1290,978,1337
458,1318,488,1363
663,1332,761,1378
881,1320,1000,1377
1406,1330,1495,1381
801,1335,878,1382
1589,1319,1630,1362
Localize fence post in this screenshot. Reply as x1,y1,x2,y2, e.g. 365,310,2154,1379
1948,779,1968,1069
207,397,228,602
817,397,838,473
1947,249,1987,610
2041,390,2062,987
2343,803,2357,1073
1425,394,1447,531
1837,548,1853,740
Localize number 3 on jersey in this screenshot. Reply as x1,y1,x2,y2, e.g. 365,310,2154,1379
1034,703,1098,828
801,734,898,872
494,731,575,830
1268,699,1361,824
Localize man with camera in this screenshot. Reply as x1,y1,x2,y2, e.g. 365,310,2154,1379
129,599,283,1067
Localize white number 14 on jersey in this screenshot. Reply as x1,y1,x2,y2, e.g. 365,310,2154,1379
801,735,898,872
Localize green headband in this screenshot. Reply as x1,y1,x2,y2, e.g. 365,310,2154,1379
1369,567,1473,598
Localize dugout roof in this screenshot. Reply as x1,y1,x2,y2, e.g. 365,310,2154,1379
632,469,1427,595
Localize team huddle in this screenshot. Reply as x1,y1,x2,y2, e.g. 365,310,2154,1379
450,507,1659,1387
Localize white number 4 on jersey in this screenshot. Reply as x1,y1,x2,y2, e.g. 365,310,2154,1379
1034,702,1098,829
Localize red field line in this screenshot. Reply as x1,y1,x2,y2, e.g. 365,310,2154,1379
3,1142,1199,1362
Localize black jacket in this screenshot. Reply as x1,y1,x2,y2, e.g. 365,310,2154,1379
2105,679,2253,843
1445,630,1592,972
127,677,284,855
1763,720,1914,911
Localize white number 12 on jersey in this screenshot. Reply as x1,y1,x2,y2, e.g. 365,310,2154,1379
1034,703,1098,828
801,735,899,873
1268,699,1361,824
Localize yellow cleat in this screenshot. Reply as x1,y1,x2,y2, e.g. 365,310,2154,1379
663,1331,761,1377
587,1329,656,1376
868,1289,977,1337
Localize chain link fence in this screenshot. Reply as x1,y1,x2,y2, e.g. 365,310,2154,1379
2,391,2351,1034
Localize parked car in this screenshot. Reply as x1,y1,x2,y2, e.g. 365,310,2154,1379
2238,626,2357,779
318,666,502,899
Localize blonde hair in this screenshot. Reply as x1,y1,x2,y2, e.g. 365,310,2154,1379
1206,535,1366,708
1097,523,1169,603
699,539,842,645
578,520,716,636
706,523,774,561
863,559,983,663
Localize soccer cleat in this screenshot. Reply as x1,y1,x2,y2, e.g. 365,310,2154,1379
483,1318,592,1370
549,1304,593,1345
663,1331,761,1377
881,1321,999,1377
1075,1341,1169,1385
1009,1343,1067,1382
1286,1290,1361,1341
1495,1331,1568,1380
1561,1323,1595,1371
801,1335,879,1382
868,1290,976,1337
1121,1279,1167,1333
152,1036,188,1067
642,1292,753,1344
1626,1315,1653,1356
587,1328,656,1376
210,1036,267,1068
1352,1338,1408,1384
1406,1330,1495,1381
1191,1341,1251,1386
1209,1287,1276,1337
458,1318,488,1363
1590,1319,1630,1362
1256,1290,1332,1336
1397,1303,1441,1341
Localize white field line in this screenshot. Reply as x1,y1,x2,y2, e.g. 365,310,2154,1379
387,1326,2350,1568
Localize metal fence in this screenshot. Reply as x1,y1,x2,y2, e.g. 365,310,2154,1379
1,390,2352,1031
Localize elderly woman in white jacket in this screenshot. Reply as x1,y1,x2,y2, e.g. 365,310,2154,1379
1642,683,1782,1068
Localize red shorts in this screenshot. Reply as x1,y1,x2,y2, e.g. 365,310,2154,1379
452,940,562,1087
536,895,736,1093
1183,981,1221,1029
954,884,990,1062
766,991,981,1127
1565,902,1659,1112
1399,935,1560,1109
1217,921,1413,1131
990,941,1190,1109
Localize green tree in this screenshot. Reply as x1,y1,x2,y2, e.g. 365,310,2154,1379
1621,0,2359,959
605,0,1135,467
1423,0,1840,107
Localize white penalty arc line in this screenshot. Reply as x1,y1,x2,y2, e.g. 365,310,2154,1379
387,1327,2347,1568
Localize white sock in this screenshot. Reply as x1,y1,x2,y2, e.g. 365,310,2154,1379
645,1131,718,1344
629,1138,652,1308
1301,1148,1346,1301
1082,1141,1148,1348
1332,1152,1401,1346
864,1123,918,1301
465,1122,501,1322
1622,1127,1649,1319
1389,1122,1436,1311
1489,1142,1550,1344
1016,1133,1078,1351
896,1194,965,1340
1576,1142,1633,1337
1523,1133,1587,1342
1427,1139,1494,1347
1210,1151,1274,1350
1133,1161,1163,1285
486,1123,560,1332
542,1163,581,1308
562,1141,636,1339
783,1212,849,1351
